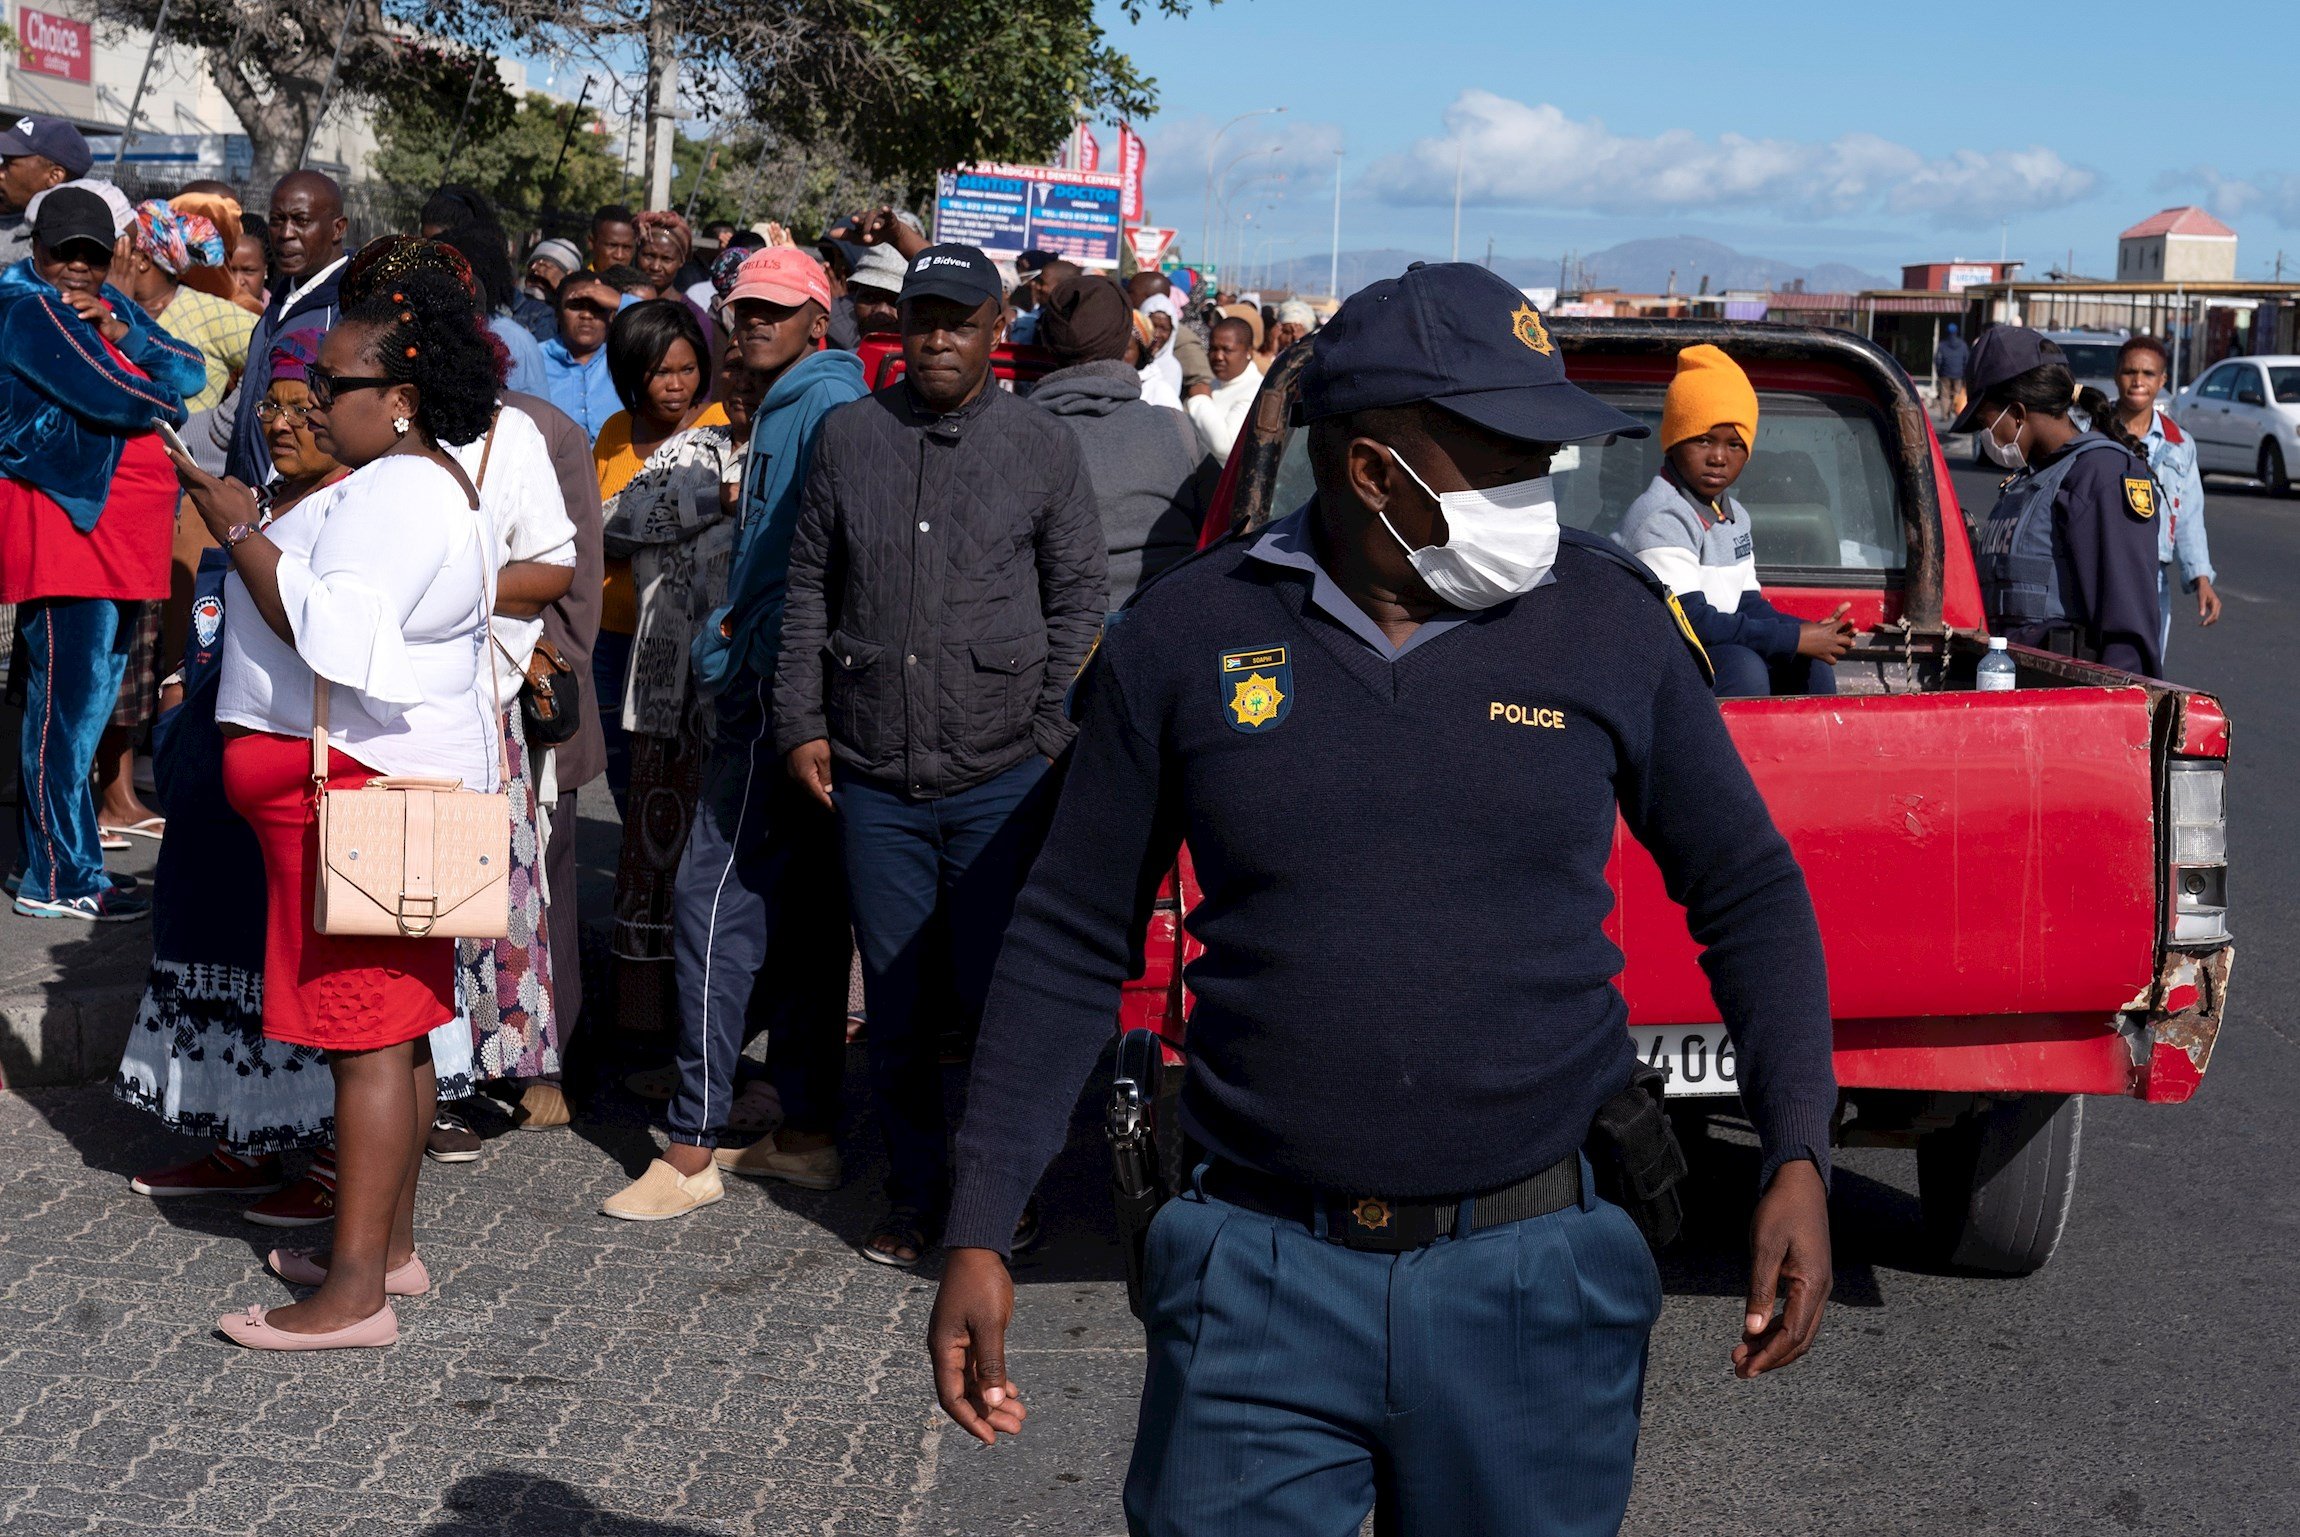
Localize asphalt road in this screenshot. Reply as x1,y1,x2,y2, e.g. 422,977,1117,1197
927,465,2300,1536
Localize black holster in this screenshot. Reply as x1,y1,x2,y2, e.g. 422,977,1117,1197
1583,1061,1689,1255
1107,1029,1178,1320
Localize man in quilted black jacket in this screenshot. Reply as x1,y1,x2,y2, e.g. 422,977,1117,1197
775,243,1108,1266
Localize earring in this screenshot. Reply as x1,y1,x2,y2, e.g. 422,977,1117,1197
393,416,410,437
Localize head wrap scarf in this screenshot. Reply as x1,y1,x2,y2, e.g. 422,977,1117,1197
635,209,693,261
710,242,750,300
267,326,325,385
340,233,479,307
1038,275,1134,365
131,199,225,279
1136,291,1184,406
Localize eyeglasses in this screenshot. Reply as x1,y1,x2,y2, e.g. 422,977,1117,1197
254,399,312,425
306,367,392,409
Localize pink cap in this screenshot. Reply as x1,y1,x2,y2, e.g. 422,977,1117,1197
725,247,831,312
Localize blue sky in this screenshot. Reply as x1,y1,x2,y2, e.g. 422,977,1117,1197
1098,0,2300,282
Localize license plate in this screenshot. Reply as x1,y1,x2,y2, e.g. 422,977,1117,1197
1634,1027,1740,1097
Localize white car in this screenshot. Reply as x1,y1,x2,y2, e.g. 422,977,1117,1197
2174,355,2300,494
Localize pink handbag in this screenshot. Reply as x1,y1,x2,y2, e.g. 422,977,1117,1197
308,435,511,940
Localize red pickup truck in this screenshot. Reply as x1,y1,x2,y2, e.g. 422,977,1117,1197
1118,319,2233,1275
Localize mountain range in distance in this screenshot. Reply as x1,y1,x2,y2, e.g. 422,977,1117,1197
1228,236,1896,299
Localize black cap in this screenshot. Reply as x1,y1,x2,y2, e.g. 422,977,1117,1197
897,243,1003,309
1295,262,1646,444
1013,248,1059,281
31,186,114,259
1947,326,2064,436
0,114,92,179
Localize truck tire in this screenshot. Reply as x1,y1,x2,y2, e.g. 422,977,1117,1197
2259,440,2289,497
1916,1094,2082,1275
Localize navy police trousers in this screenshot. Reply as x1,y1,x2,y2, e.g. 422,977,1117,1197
1123,1163,1661,1537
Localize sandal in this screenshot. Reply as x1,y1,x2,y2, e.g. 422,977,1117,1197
726,1078,783,1137
860,1207,939,1270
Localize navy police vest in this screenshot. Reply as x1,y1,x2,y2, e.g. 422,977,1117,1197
1974,433,2127,629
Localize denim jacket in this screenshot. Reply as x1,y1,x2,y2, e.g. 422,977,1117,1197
0,259,203,531
2143,408,2213,588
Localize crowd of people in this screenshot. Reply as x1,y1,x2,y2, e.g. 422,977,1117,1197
0,101,2218,1363
0,110,1316,1338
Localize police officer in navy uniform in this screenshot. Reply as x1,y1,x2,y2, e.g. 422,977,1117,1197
1954,325,2165,678
927,263,1838,1536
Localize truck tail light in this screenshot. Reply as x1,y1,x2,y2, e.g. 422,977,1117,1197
2167,761,2229,946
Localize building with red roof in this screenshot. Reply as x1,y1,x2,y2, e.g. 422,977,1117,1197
2117,206,2238,283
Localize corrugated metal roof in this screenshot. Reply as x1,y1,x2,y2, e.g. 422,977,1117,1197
2119,206,2238,240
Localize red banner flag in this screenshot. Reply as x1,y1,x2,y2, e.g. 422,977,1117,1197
1076,123,1102,172
1119,123,1147,225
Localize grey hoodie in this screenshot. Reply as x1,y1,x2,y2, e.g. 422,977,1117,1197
1031,359,1220,605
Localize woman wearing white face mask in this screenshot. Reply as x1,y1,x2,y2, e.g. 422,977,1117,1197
1952,326,2165,679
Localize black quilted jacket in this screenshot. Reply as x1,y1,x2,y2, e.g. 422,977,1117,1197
772,379,1109,797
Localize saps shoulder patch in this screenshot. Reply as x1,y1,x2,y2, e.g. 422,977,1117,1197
2124,476,2157,520
1556,529,1716,685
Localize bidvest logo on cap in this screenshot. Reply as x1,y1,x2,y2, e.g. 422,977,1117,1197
1510,301,1553,356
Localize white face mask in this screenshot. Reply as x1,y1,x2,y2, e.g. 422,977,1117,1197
1378,448,1561,610
1982,405,2028,470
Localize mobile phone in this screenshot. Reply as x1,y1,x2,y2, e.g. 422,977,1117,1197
154,420,191,459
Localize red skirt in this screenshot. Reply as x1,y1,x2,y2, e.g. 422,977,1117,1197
221,730,455,1051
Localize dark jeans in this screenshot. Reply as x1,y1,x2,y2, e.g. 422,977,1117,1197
544,787,581,1062
1124,1164,1659,1536
16,598,130,901
592,628,633,814
1710,644,1836,700
666,676,851,1149
836,756,1051,1215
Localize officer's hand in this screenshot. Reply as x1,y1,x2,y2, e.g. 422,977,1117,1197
1796,604,1856,663
786,740,834,810
930,1247,1028,1444
2195,576,2222,627
1734,1157,1831,1379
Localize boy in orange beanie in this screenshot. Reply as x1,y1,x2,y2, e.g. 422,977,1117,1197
1614,344,1855,697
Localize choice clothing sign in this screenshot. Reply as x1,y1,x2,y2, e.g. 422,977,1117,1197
18,8,92,82
934,163,1125,269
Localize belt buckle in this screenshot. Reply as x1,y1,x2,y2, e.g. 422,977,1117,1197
1337,1194,1439,1252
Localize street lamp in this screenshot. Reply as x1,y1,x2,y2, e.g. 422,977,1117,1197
1216,166,1286,273
1210,146,1280,275
1202,107,1285,270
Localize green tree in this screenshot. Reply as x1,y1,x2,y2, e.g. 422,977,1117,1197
372,85,632,233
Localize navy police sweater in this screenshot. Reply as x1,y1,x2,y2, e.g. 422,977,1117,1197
945,529,1838,1254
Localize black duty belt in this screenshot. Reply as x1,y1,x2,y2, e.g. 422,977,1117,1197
1203,1153,1582,1253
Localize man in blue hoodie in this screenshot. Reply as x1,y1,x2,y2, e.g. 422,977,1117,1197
603,247,868,1220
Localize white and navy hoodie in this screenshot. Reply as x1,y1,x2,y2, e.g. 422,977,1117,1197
1614,471,1801,657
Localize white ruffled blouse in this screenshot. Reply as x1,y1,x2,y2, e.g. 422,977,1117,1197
217,454,498,791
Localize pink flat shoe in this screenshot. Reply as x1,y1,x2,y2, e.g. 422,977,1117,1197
216,1302,398,1351
266,1248,430,1296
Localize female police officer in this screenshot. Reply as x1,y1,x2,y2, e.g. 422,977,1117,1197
1954,326,2165,678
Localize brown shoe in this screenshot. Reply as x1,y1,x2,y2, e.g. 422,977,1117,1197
515,1082,571,1131
713,1135,842,1190
600,1158,723,1222
245,1153,337,1228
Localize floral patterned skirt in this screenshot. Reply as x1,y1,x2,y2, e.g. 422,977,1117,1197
460,708,559,1082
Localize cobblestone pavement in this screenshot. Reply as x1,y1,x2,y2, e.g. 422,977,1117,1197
0,1074,1144,1537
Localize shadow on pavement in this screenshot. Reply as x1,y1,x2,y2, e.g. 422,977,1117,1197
420,1471,728,1536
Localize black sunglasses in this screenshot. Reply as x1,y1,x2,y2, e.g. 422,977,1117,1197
306,367,392,409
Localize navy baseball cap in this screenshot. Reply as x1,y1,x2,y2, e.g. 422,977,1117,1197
30,185,112,258
1296,262,1647,444
1948,326,2064,436
898,243,1003,309
0,115,92,179
1013,248,1059,281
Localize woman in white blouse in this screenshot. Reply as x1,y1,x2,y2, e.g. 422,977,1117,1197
166,268,504,1351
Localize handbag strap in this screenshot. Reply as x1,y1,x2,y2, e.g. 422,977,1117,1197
308,425,513,792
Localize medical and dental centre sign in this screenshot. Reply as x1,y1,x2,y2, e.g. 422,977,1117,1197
934,163,1125,269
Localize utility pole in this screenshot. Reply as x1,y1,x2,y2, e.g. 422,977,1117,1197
1450,138,1464,263
1328,148,1342,300
297,0,360,171
1484,234,1493,270
643,7,678,212
111,0,172,173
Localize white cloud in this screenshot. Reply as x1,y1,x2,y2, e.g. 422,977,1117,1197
2161,165,2300,226
1136,115,1346,237
1363,91,2097,228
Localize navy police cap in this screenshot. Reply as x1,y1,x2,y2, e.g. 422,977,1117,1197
1946,325,2064,436
1295,261,1647,444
